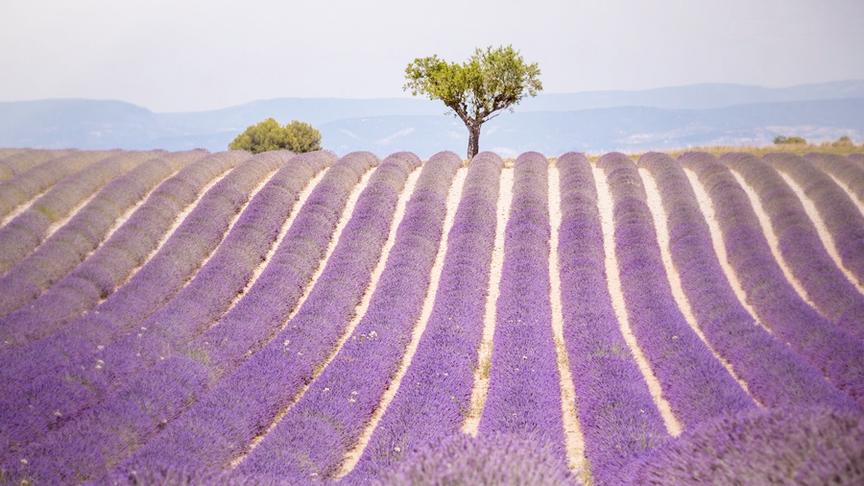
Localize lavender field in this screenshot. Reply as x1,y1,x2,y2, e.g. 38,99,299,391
0,147,863,485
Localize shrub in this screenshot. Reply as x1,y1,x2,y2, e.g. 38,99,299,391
229,118,321,153
833,135,855,147
774,135,807,145
283,120,322,153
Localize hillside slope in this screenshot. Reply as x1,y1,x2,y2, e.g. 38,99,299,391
0,148,862,485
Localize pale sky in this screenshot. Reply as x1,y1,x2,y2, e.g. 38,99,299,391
1,0,862,112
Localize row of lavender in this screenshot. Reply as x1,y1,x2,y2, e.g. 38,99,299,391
0,152,245,346
0,149,863,484
0,150,103,218
0,150,321,459
0,149,69,180
0,150,208,316
0,150,403,482
0,150,169,273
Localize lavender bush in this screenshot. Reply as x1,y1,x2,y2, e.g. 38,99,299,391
0,149,76,181
109,152,421,479
806,152,864,203
230,151,460,481
622,406,864,484
597,153,754,429
768,153,864,285
373,433,577,486
0,151,248,347
0,149,861,485
0,153,380,484
640,152,856,411
346,152,502,483
556,152,668,485
0,151,290,458
0,150,207,316
0,150,107,219
0,150,158,273
722,152,864,340
682,152,864,405
477,152,568,468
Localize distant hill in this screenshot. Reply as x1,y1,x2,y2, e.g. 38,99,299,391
1,81,862,157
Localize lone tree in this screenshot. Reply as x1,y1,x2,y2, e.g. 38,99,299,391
404,45,542,159
229,118,321,153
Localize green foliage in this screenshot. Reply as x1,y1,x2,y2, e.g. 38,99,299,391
774,135,807,145
229,118,321,153
405,45,542,125
404,45,542,158
283,120,322,153
833,135,854,147
229,118,287,153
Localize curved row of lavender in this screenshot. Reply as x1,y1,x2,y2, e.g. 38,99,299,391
0,151,246,347
598,153,755,428
2,151,332,448
113,152,419,478
0,149,862,484
184,152,379,377
0,150,208,316
0,151,292,457
346,152,502,483
682,154,864,405
769,153,864,286
92,151,336,387
229,151,460,482
475,152,568,467
722,153,864,340
0,152,377,484
556,153,668,484
0,150,163,274
640,152,856,410
0,150,107,219
807,152,864,204
0,149,76,181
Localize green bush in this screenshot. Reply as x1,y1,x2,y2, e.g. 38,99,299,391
832,135,854,147
229,118,321,153
283,120,322,153
773,135,807,145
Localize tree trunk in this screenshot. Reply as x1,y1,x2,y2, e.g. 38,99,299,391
466,124,481,160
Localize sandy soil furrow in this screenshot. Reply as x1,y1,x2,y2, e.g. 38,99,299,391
336,167,468,478
730,170,821,311
683,168,774,334
826,172,864,215
40,191,102,242
548,166,590,479
777,171,864,293
99,169,184,251
641,168,760,406
175,168,280,293
230,167,422,467
284,168,377,325
218,168,332,323
99,168,234,304
593,163,683,437
0,187,51,228
462,167,514,436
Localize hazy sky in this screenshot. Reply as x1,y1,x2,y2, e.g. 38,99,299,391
1,0,862,111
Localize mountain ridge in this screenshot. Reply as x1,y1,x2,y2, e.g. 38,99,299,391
1,81,862,157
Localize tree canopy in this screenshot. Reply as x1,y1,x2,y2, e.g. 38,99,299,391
229,118,322,153
404,45,542,158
